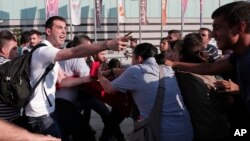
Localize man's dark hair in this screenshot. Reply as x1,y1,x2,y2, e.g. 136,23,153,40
133,43,158,61
29,29,41,36
130,38,137,43
180,33,209,63
0,30,16,49
108,58,121,69
20,30,30,45
168,30,181,35
66,41,74,48
182,33,203,52
212,1,250,33
160,37,168,42
72,33,92,47
168,30,182,39
45,16,66,29
198,27,212,38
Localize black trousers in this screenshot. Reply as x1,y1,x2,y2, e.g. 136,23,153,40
79,93,125,141
55,98,96,141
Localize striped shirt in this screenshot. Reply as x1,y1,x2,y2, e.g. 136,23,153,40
205,44,221,62
0,56,20,121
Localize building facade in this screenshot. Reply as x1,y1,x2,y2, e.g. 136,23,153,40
0,0,247,46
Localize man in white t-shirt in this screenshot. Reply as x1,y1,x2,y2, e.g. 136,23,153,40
0,30,60,141
24,16,128,138
56,34,94,141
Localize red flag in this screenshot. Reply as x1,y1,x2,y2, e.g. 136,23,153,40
46,0,58,20
161,0,167,25
181,0,188,16
95,0,103,28
140,0,148,25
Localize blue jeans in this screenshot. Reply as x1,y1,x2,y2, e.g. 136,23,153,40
27,112,61,138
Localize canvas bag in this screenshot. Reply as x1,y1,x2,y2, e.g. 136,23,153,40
129,65,165,141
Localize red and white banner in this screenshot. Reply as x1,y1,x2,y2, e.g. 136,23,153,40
181,0,188,16
95,0,103,28
161,0,167,25
46,0,58,20
70,0,82,25
140,0,148,25
118,0,125,23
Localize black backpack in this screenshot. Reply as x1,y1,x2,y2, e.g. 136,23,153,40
0,44,54,108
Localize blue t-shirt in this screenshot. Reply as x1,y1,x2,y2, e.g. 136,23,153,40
111,57,193,141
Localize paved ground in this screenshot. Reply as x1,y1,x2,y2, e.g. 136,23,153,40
90,108,134,141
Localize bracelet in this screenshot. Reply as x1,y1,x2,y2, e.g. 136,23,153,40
104,40,110,50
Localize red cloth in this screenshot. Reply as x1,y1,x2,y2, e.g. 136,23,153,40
80,81,133,118
81,60,133,117
89,61,100,78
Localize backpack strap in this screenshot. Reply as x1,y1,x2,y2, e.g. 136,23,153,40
32,63,55,106
21,63,54,116
30,43,47,53
24,43,55,107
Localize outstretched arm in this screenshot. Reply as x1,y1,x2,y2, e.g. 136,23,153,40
165,58,234,75
55,37,128,61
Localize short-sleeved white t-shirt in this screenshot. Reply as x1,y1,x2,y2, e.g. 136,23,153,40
25,40,60,117
56,58,90,102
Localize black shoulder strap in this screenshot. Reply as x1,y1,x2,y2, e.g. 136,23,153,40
149,65,165,119
29,43,52,91
24,63,55,108
24,43,55,107
30,43,47,53
34,63,55,107
31,63,55,93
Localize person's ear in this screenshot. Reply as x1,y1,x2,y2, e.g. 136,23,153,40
45,28,51,36
1,46,8,54
137,56,144,63
238,21,247,35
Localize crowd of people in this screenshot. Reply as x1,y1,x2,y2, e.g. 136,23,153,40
0,1,250,141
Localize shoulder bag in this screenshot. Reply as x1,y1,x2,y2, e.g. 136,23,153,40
129,65,165,141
